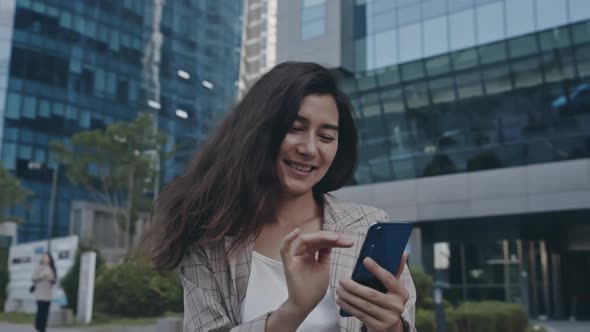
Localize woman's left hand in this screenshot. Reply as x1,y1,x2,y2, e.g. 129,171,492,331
336,252,409,332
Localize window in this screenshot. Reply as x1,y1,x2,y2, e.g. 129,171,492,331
397,4,420,27
6,93,21,119
423,16,449,57
399,23,422,62
401,60,425,81
479,41,507,65
2,143,17,169
509,35,537,58
476,2,503,44
536,0,566,30
569,0,590,23
425,55,451,77
23,96,36,118
430,77,456,104
538,27,570,51
452,48,478,70
449,9,475,51
483,65,512,95
505,0,534,37
422,0,447,19
39,99,50,118
374,29,398,68
301,0,326,40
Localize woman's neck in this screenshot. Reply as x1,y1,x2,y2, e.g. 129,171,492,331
275,191,322,228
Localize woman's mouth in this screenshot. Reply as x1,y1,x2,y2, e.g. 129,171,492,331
284,160,315,173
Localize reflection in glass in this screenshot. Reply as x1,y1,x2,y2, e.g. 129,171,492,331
430,77,456,104
452,48,478,70
401,60,425,81
484,65,512,95
575,45,590,78
539,27,571,51
479,41,507,65
509,35,538,58
513,58,542,89
456,73,483,99
357,74,377,91
376,67,400,86
425,55,451,77
404,82,430,110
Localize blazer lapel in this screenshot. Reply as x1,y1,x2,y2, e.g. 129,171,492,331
323,196,366,332
224,237,254,324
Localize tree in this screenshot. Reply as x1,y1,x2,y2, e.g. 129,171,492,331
0,165,32,222
50,113,168,250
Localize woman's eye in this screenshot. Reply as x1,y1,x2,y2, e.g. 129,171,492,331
290,126,303,132
320,135,336,142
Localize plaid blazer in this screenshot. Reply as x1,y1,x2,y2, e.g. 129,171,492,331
180,194,417,332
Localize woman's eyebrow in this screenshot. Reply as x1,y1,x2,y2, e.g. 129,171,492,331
296,115,338,131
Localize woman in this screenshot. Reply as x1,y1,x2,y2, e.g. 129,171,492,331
31,252,57,332
147,62,416,331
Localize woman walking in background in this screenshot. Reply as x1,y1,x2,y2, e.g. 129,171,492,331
31,252,56,332
146,62,416,331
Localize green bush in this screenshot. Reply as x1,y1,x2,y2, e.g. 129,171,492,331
453,301,528,332
417,307,459,332
60,246,104,313
94,260,182,317
416,309,435,332
410,269,433,309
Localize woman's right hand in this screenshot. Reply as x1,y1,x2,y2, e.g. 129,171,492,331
279,229,354,317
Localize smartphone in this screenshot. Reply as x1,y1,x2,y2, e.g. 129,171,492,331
339,222,413,317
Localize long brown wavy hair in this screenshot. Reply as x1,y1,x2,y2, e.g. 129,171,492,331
146,62,358,271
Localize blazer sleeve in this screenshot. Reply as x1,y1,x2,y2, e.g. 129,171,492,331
180,250,271,332
376,209,418,332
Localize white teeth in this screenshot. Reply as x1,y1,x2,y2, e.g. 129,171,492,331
288,161,312,172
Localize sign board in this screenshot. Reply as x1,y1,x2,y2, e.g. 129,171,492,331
4,236,79,313
77,252,96,323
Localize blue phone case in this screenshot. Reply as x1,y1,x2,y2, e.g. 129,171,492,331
339,222,413,317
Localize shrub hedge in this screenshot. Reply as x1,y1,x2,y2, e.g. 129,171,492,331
94,260,182,317
416,301,529,332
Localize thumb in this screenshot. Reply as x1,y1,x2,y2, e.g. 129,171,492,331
395,251,408,279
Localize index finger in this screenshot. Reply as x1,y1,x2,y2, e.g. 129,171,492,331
292,231,353,256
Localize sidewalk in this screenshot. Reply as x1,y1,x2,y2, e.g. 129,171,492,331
535,320,590,332
0,322,154,332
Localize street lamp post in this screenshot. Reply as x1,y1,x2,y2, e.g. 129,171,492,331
47,163,59,252
27,161,59,251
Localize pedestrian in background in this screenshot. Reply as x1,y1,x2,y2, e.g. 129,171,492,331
31,252,57,332
145,62,416,332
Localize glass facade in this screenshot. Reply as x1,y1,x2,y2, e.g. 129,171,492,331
301,0,327,40
354,0,590,71
1,0,242,242
340,20,590,185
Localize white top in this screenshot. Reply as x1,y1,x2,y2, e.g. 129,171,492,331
240,251,340,332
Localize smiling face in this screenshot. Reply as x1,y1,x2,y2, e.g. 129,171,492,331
276,94,339,198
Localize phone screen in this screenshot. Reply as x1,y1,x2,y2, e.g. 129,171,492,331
339,222,413,317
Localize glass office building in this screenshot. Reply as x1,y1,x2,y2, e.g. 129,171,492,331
276,0,590,319
0,0,242,242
